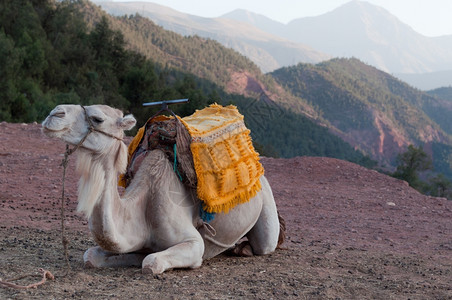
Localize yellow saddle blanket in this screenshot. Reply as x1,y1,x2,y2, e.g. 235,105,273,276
121,104,264,214
180,104,264,213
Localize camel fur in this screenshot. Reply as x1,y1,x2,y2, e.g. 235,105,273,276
42,104,283,274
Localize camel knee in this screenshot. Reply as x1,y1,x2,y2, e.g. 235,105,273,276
142,240,204,274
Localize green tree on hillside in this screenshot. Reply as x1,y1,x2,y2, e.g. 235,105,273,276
428,174,452,199
392,145,432,190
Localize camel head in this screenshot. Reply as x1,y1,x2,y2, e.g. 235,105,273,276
43,105,137,217
42,104,136,153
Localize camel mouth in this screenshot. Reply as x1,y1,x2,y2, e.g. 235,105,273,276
42,126,62,133
41,109,71,136
41,122,69,137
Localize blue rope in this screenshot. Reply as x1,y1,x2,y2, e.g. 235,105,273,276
199,204,215,223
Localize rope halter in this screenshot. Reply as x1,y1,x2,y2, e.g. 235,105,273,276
65,105,123,156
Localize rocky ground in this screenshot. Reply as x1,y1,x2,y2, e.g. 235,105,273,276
0,122,451,299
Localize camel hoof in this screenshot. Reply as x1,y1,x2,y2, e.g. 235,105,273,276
230,241,254,257
84,247,102,268
142,267,154,275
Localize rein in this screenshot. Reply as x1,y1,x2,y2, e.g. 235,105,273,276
59,105,123,272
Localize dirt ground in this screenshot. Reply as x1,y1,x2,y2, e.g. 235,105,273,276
0,122,451,299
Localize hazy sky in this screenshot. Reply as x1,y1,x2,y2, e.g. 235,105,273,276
113,0,452,37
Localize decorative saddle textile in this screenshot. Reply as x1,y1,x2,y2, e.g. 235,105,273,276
180,104,264,213
119,104,264,214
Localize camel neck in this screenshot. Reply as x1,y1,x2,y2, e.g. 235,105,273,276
75,144,121,218
75,143,149,252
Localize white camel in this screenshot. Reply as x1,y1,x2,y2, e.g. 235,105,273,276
42,104,284,274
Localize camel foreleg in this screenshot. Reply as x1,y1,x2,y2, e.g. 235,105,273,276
142,239,204,275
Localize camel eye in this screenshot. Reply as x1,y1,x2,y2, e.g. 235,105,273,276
91,116,104,124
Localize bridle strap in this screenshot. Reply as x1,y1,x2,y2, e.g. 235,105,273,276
63,105,123,156
80,105,123,141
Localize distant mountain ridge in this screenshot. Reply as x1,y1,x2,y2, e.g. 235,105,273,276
221,9,286,35
94,0,452,90
92,0,329,72
225,1,452,75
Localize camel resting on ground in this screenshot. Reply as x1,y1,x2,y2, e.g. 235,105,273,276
42,104,284,274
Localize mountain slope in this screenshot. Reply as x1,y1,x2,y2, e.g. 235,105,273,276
0,0,372,164
427,87,452,101
80,2,320,118
75,1,375,164
270,58,452,169
92,0,330,72
424,87,452,136
74,1,452,174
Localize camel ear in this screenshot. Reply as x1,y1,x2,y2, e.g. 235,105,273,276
119,114,136,131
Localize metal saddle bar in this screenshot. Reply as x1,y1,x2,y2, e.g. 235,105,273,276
143,98,189,119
